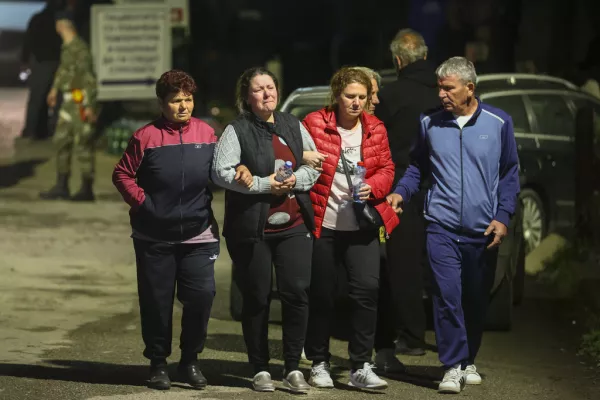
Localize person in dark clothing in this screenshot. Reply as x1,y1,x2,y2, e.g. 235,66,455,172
212,67,319,393
113,70,219,391
20,0,63,140
374,28,440,357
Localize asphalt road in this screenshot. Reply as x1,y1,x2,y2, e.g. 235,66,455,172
0,92,598,399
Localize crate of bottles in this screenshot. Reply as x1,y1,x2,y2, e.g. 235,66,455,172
105,118,149,155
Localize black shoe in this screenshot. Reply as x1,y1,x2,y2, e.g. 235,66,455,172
71,177,95,202
40,173,70,200
395,339,426,356
178,361,207,389
148,364,171,390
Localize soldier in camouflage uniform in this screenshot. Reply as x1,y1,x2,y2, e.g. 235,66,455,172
40,10,98,201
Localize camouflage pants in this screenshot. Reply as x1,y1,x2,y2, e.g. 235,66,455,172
53,101,95,179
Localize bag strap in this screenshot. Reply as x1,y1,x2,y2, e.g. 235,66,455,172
339,149,354,191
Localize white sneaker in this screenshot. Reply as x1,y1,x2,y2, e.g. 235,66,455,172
438,366,465,394
374,348,406,375
464,364,482,385
308,361,334,388
349,362,388,389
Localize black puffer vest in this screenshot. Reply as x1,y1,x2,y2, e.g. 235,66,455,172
223,111,315,243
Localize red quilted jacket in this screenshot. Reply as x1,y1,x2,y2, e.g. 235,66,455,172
303,108,400,238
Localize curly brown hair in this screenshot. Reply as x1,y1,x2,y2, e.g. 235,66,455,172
328,67,373,111
155,70,197,100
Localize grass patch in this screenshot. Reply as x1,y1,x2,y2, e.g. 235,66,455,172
536,244,589,297
579,314,600,364
537,242,600,364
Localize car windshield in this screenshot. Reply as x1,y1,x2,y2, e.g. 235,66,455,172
282,92,328,120
477,79,573,93
286,104,324,120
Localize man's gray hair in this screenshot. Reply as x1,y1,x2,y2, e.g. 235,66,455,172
389,28,428,66
352,66,381,88
436,57,477,84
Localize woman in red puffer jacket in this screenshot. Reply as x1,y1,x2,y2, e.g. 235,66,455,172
301,67,399,390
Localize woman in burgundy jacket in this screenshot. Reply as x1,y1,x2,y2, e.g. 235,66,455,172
112,70,218,391
302,67,399,390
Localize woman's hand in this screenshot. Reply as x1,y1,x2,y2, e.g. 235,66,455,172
235,165,253,189
47,88,57,108
269,173,295,195
303,151,327,171
358,183,372,201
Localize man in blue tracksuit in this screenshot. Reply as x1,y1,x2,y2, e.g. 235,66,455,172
387,56,520,394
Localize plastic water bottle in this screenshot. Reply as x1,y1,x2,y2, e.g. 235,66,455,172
352,161,367,203
275,161,293,182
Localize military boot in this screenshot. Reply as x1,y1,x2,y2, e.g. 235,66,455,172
40,173,70,200
71,177,95,202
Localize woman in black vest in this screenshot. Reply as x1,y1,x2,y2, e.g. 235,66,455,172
212,67,319,393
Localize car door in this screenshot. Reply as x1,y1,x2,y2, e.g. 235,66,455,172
481,93,536,179
525,93,576,233
482,93,544,252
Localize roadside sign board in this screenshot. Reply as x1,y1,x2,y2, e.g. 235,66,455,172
112,0,189,32
91,4,172,101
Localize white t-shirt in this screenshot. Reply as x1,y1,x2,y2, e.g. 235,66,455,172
322,122,362,231
454,113,474,129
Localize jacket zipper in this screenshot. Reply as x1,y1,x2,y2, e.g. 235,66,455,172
179,127,185,240
459,128,464,229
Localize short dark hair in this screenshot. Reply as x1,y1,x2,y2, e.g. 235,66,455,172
235,67,279,114
155,70,197,100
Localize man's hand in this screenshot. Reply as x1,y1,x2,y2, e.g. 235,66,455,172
386,193,404,214
84,107,97,123
484,220,508,249
303,151,327,171
269,173,295,196
357,183,371,201
47,88,57,108
234,165,253,189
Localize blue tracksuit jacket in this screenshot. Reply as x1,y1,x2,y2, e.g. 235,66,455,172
394,100,520,236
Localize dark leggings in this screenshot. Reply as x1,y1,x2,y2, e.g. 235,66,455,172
227,227,313,373
305,228,380,370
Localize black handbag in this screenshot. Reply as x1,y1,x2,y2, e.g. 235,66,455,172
339,150,383,230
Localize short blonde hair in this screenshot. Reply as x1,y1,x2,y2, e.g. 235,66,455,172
352,66,381,89
328,67,372,111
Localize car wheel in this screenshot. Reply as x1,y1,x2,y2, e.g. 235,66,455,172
229,263,243,321
520,188,547,254
485,273,513,331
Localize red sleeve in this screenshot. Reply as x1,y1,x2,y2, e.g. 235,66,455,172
112,132,146,210
365,126,395,200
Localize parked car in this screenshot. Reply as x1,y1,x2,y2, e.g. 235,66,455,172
279,73,600,253
229,73,599,330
